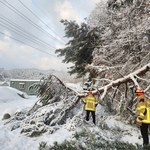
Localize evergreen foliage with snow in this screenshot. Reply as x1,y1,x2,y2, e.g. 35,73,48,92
37,75,70,106
55,20,100,78
39,128,143,150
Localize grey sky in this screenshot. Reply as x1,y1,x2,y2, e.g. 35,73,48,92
0,0,100,71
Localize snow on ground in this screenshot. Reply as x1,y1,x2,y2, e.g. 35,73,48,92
0,85,143,150
65,82,83,93
0,86,72,150
0,86,36,119
0,122,71,150
104,116,142,145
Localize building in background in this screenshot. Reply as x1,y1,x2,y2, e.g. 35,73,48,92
10,79,40,95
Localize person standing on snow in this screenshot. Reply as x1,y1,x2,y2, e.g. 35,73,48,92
83,91,98,124
135,89,150,148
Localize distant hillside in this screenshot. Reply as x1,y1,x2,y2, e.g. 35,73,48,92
0,68,76,82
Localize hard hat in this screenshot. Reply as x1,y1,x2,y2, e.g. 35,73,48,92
135,89,144,94
87,91,93,95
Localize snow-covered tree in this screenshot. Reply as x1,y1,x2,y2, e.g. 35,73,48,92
55,20,100,78
87,0,150,119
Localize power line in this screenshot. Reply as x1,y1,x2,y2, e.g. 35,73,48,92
17,0,66,44
0,16,56,49
0,0,65,45
0,22,51,50
33,0,67,43
0,31,56,57
34,3,67,43
0,19,49,49
0,16,55,48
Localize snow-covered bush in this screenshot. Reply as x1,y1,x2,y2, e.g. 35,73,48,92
39,129,142,150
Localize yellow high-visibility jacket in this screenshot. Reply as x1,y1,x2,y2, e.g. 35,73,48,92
136,95,150,124
83,94,97,111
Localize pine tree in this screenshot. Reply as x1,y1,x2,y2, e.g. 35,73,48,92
55,19,100,77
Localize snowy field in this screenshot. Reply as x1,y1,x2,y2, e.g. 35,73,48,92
0,86,74,150
0,86,36,119
0,85,143,150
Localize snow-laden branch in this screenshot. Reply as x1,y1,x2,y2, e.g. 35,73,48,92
77,63,150,101
145,85,150,93
130,75,140,88
92,78,113,82
134,74,150,82
87,64,123,73
98,63,150,99
101,86,108,100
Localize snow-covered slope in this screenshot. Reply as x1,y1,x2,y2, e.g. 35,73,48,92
0,86,26,102
0,86,37,119
0,85,73,150
0,84,143,150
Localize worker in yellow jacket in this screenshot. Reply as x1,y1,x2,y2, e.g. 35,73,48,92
83,91,98,124
136,89,150,147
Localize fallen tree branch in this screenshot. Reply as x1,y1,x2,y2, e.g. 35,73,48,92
78,63,150,102
98,63,150,99
134,74,150,82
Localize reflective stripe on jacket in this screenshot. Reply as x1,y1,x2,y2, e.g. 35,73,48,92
136,95,150,124
83,94,97,111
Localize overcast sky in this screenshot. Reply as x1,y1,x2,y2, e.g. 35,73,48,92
0,0,100,71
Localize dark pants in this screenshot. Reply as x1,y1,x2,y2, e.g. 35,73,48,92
86,110,95,124
140,123,149,145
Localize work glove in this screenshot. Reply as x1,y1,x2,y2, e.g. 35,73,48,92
139,112,145,119
136,116,143,126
